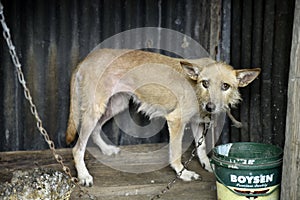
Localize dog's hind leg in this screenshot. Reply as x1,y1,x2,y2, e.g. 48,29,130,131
73,113,99,186
91,114,120,156
91,93,129,155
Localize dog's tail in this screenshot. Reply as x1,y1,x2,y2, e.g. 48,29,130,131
65,110,78,145
66,72,79,145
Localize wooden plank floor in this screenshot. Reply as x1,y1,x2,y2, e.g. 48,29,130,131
0,143,217,200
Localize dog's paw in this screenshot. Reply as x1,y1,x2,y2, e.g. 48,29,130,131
78,173,94,187
179,169,200,181
102,145,120,156
200,157,213,172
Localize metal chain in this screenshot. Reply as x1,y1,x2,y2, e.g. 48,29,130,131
151,123,210,200
0,0,83,191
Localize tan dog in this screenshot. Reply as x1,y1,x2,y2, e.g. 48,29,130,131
66,49,260,186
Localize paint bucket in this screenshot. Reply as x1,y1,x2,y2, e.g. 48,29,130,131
210,142,283,200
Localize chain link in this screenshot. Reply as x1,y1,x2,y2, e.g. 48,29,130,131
151,123,210,200
0,0,83,191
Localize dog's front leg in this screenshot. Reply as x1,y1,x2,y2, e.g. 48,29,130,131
191,122,212,172
168,119,200,181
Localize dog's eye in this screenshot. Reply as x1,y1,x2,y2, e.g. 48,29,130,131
202,80,209,89
221,83,230,91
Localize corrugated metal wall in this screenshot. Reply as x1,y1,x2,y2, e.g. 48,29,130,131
0,0,295,151
0,0,216,151
220,0,295,148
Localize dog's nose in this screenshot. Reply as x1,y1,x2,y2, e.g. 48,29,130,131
205,102,216,113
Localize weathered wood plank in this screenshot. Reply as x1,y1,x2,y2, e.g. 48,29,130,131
281,0,300,198
0,144,217,199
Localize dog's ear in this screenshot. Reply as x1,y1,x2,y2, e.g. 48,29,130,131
180,61,200,81
236,68,261,87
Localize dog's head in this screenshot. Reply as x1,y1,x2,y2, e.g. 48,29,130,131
180,60,261,115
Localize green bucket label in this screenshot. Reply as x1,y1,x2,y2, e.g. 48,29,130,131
230,173,274,188
214,166,281,188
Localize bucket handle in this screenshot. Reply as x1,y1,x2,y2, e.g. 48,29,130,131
210,161,280,197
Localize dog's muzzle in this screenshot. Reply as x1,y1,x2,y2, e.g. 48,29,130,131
205,102,216,113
